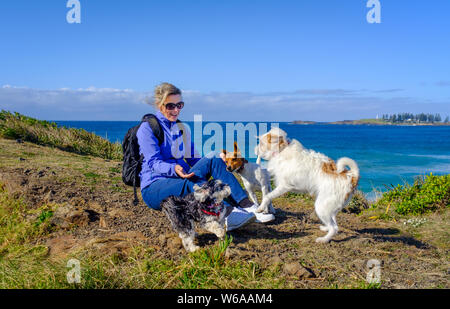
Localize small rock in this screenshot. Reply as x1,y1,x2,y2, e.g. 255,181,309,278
269,255,283,265
19,157,26,162
66,210,90,226
283,262,315,279
53,204,72,218
50,206,93,229
46,236,79,258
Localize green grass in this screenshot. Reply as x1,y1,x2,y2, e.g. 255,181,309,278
0,183,54,257
34,210,54,228
84,172,101,179
0,110,122,160
109,167,121,174
354,118,387,124
373,173,450,215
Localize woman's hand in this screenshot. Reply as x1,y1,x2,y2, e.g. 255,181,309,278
174,164,195,179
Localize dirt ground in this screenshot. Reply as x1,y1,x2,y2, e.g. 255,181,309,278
0,138,448,288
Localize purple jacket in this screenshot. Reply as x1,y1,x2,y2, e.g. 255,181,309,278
136,111,201,190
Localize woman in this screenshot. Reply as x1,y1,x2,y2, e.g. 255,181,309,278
138,82,275,231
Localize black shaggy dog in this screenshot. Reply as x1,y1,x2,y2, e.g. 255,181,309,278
160,179,231,252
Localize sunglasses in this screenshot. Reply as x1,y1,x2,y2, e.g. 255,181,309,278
164,101,184,110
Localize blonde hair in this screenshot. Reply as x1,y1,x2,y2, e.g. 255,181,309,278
152,82,182,109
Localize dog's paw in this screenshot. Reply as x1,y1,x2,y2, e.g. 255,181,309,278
256,205,266,213
319,225,329,232
315,237,331,244
216,230,226,240
257,199,270,213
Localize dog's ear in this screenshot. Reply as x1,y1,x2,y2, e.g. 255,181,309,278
233,142,242,158
267,133,272,144
213,179,223,186
278,136,287,150
233,142,239,153
212,184,231,201
193,185,208,202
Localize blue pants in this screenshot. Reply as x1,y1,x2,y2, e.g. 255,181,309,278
141,156,248,210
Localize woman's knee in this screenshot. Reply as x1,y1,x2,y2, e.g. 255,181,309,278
146,202,162,211
210,156,226,169
142,193,162,210
141,185,163,210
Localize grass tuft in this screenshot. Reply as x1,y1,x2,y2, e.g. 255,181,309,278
0,110,122,160
373,173,450,215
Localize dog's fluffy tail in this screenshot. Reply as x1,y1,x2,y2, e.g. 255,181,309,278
336,157,360,180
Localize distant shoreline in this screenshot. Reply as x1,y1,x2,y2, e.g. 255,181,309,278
291,119,450,126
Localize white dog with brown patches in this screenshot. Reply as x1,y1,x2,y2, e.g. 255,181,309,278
255,128,360,243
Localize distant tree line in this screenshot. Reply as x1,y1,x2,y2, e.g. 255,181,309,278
381,113,449,123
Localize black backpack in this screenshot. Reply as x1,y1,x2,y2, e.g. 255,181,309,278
122,114,183,206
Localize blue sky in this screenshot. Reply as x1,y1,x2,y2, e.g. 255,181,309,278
0,0,449,121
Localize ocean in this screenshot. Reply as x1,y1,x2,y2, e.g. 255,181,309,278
55,120,450,199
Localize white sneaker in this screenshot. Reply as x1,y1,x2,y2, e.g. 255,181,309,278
245,204,275,223
226,207,256,231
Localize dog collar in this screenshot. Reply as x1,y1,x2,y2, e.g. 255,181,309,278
201,203,221,217
201,209,220,217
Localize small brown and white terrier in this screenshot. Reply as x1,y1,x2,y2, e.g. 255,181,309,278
221,142,275,214
255,128,360,243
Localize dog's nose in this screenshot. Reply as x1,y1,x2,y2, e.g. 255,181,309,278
226,166,231,172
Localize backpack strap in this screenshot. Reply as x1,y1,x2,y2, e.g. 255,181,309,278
141,113,186,147
132,176,139,206
142,114,164,145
